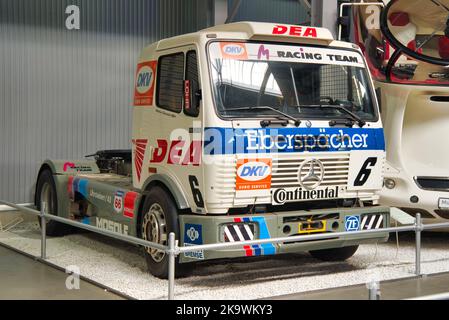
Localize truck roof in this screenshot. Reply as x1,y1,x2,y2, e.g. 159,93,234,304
140,22,358,59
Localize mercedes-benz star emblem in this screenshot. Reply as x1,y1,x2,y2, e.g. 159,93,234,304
298,159,325,190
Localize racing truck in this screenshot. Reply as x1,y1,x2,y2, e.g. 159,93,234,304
34,22,390,278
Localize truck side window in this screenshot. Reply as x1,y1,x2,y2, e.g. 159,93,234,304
184,50,200,117
156,52,184,113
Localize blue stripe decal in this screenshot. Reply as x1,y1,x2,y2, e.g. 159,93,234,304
81,217,90,225
78,179,89,198
252,245,262,256
252,217,276,256
73,177,80,193
243,217,251,223
203,127,385,155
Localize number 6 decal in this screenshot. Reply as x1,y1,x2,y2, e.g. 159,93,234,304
188,175,204,208
354,157,377,186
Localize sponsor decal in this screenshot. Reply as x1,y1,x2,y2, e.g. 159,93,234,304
203,127,385,155
272,186,339,205
150,139,201,166
96,217,129,235
220,42,248,60
272,25,318,38
63,162,92,173
89,189,111,204
345,216,360,232
211,43,364,67
277,48,323,60
63,162,75,172
257,45,270,60
114,191,124,213
184,80,191,110
236,159,272,192
132,139,148,181
124,191,138,218
276,49,359,64
183,224,204,260
134,60,157,106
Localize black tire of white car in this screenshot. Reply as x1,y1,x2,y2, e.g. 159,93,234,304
309,245,359,262
140,186,193,279
35,169,71,236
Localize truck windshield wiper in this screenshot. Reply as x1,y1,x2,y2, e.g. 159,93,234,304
294,104,366,128
227,106,301,127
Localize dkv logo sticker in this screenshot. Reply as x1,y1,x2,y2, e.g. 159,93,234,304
220,43,248,60
134,61,156,106
236,159,272,191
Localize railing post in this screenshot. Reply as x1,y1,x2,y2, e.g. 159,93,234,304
367,281,380,300
415,213,422,276
40,201,47,260
168,232,176,300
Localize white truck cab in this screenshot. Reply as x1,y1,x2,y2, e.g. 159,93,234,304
35,22,390,278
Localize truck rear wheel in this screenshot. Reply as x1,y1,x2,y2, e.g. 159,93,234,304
140,186,192,279
35,169,71,236
309,245,359,262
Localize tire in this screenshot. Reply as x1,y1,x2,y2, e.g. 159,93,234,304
139,186,193,279
309,245,359,262
35,169,71,236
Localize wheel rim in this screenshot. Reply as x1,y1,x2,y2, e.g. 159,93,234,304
142,203,168,262
40,182,53,214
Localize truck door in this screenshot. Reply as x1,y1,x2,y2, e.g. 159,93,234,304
151,47,204,213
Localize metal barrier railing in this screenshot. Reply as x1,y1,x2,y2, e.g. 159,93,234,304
406,292,449,300
2,199,449,300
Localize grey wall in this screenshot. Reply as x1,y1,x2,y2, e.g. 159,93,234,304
228,0,310,25
0,0,213,203
0,0,309,204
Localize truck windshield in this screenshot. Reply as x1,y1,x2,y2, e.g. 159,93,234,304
209,42,377,122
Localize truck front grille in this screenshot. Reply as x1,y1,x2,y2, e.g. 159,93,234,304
271,154,350,189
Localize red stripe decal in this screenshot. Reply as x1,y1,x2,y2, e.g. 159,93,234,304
68,176,74,197
234,217,242,223
243,245,253,257
133,139,148,182
124,191,138,218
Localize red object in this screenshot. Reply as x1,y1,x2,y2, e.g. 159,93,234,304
243,245,253,257
133,139,148,182
134,60,157,106
389,12,410,27
124,191,138,218
67,176,74,198
272,25,317,38
184,80,191,110
439,36,449,59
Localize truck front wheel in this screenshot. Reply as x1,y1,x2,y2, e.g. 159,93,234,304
35,169,71,236
309,245,359,262
140,186,192,279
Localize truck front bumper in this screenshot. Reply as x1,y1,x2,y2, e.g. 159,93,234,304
179,206,390,263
